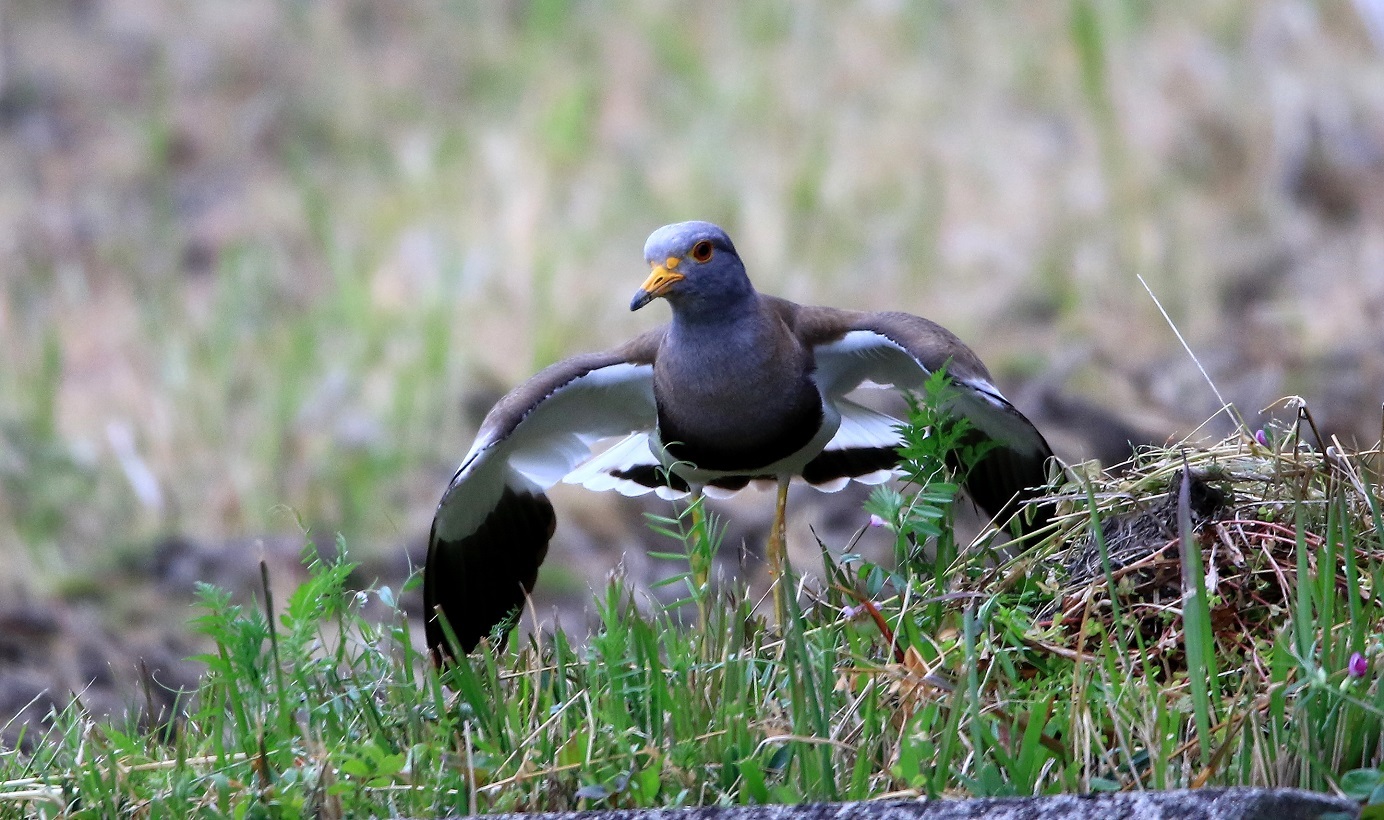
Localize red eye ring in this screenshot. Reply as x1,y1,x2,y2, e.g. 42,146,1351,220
690,240,713,263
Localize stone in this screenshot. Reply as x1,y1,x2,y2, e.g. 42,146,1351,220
464,788,1357,820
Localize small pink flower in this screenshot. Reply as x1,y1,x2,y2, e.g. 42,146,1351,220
869,514,886,528
1349,652,1369,678
1254,429,1269,447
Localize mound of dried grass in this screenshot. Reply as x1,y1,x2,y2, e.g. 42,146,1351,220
1027,407,1384,677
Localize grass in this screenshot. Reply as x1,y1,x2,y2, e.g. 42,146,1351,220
3,387,1383,817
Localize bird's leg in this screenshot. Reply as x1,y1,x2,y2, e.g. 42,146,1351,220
688,486,710,630
768,476,791,623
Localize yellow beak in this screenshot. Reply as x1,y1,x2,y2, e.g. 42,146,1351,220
630,260,685,311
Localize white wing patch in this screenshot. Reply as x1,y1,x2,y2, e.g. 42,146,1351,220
813,330,930,398
562,432,692,499
435,362,657,541
823,397,905,451
813,329,1044,457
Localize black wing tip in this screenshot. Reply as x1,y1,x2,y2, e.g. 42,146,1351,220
956,422,1060,543
424,486,556,661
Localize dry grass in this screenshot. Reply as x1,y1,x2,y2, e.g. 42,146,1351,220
1039,410,1382,680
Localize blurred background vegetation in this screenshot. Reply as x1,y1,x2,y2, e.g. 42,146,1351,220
1,0,1382,633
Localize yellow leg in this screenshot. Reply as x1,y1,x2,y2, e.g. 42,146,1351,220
689,489,708,590
768,477,791,622
688,489,710,632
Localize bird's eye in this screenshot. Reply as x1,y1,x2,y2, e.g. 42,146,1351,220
690,240,714,263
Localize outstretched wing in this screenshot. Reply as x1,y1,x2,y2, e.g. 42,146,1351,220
425,331,662,659
800,308,1059,537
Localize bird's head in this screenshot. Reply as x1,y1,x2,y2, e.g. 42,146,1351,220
630,221,753,317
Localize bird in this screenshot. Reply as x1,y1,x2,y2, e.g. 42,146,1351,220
424,221,1058,659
